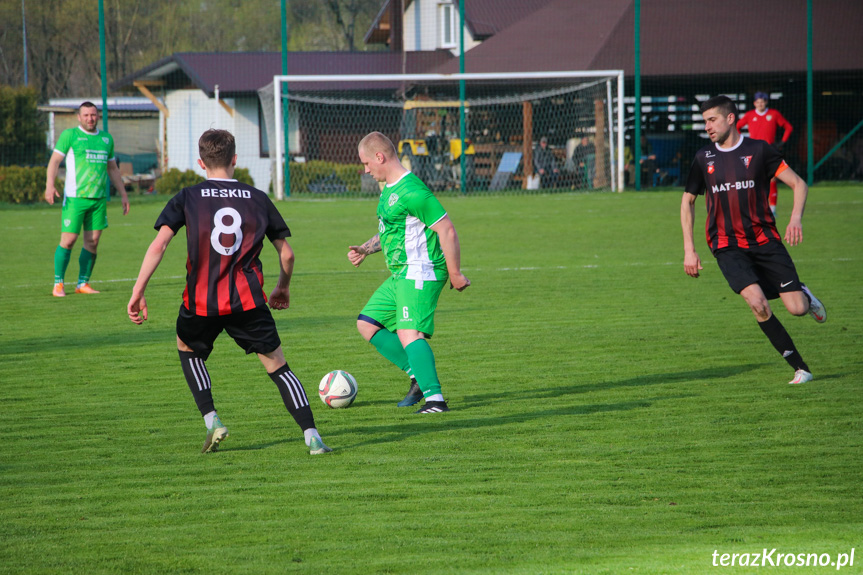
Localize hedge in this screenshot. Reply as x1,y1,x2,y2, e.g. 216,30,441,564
0,166,61,204
154,167,255,195
286,161,365,195
0,162,364,204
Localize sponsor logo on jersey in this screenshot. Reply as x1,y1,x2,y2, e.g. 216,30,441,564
711,180,755,193
388,193,399,207
201,189,252,198
740,155,753,168
705,150,715,158
707,161,715,174
86,149,109,163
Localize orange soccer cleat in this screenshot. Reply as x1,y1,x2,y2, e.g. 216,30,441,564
75,283,101,294
52,283,66,297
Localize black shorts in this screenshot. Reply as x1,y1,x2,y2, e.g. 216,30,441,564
714,242,801,299
176,304,281,360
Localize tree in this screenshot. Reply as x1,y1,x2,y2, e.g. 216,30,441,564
0,85,48,166
323,0,380,51
0,0,384,100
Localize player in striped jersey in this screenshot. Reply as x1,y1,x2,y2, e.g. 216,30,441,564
349,132,470,413
682,96,825,386
127,129,330,454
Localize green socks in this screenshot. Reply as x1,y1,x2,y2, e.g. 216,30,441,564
54,246,72,284
77,248,97,286
370,329,413,378
405,339,442,398
53,247,97,285
369,330,443,398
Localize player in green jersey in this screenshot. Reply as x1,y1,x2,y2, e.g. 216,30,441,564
45,102,129,297
348,132,470,413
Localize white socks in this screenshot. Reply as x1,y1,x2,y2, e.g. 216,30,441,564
203,411,217,429
304,427,322,446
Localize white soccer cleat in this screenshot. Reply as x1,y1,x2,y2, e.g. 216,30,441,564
788,370,813,385
801,284,826,323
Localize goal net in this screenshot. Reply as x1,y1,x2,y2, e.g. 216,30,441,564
259,71,624,198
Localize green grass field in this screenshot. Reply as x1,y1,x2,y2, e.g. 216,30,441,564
1,185,861,574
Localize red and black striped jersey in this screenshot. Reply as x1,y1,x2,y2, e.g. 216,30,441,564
154,179,290,316
685,137,788,254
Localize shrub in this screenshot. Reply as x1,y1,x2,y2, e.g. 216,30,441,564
0,86,49,167
0,166,61,204
155,167,256,194
154,168,205,194
286,161,364,195
233,167,255,187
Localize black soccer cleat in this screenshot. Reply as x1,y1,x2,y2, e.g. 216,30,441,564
397,380,423,407
415,400,449,414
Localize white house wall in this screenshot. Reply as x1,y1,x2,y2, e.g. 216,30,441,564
404,0,479,53
232,98,271,192
165,89,272,193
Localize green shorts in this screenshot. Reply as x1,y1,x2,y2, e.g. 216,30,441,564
61,197,108,234
360,276,446,336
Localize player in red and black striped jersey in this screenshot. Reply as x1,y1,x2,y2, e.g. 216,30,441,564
682,96,826,386
128,129,331,454
157,174,287,316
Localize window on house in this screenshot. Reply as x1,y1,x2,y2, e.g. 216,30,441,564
439,2,456,48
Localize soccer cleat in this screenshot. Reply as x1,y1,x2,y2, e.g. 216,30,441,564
309,436,332,455
52,283,66,297
800,284,826,323
415,400,449,414
788,369,813,385
75,283,101,294
201,424,229,453
397,380,423,407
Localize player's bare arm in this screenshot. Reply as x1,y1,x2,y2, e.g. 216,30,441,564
107,159,130,216
680,192,703,278
347,233,381,268
44,152,64,205
269,238,294,310
430,216,470,291
128,226,175,324
776,166,808,246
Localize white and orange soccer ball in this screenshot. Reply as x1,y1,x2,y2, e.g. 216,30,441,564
318,370,358,408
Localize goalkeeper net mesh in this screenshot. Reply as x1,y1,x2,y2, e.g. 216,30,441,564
259,72,623,197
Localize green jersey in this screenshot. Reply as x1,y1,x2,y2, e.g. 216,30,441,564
54,127,115,199
377,172,448,281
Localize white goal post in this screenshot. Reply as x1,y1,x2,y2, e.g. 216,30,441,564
266,71,625,198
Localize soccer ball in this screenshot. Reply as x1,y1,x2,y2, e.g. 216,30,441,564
318,370,358,408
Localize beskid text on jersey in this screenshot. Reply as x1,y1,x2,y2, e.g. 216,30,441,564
200,189,252,198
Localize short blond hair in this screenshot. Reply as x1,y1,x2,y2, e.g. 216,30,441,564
358,131,397,159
